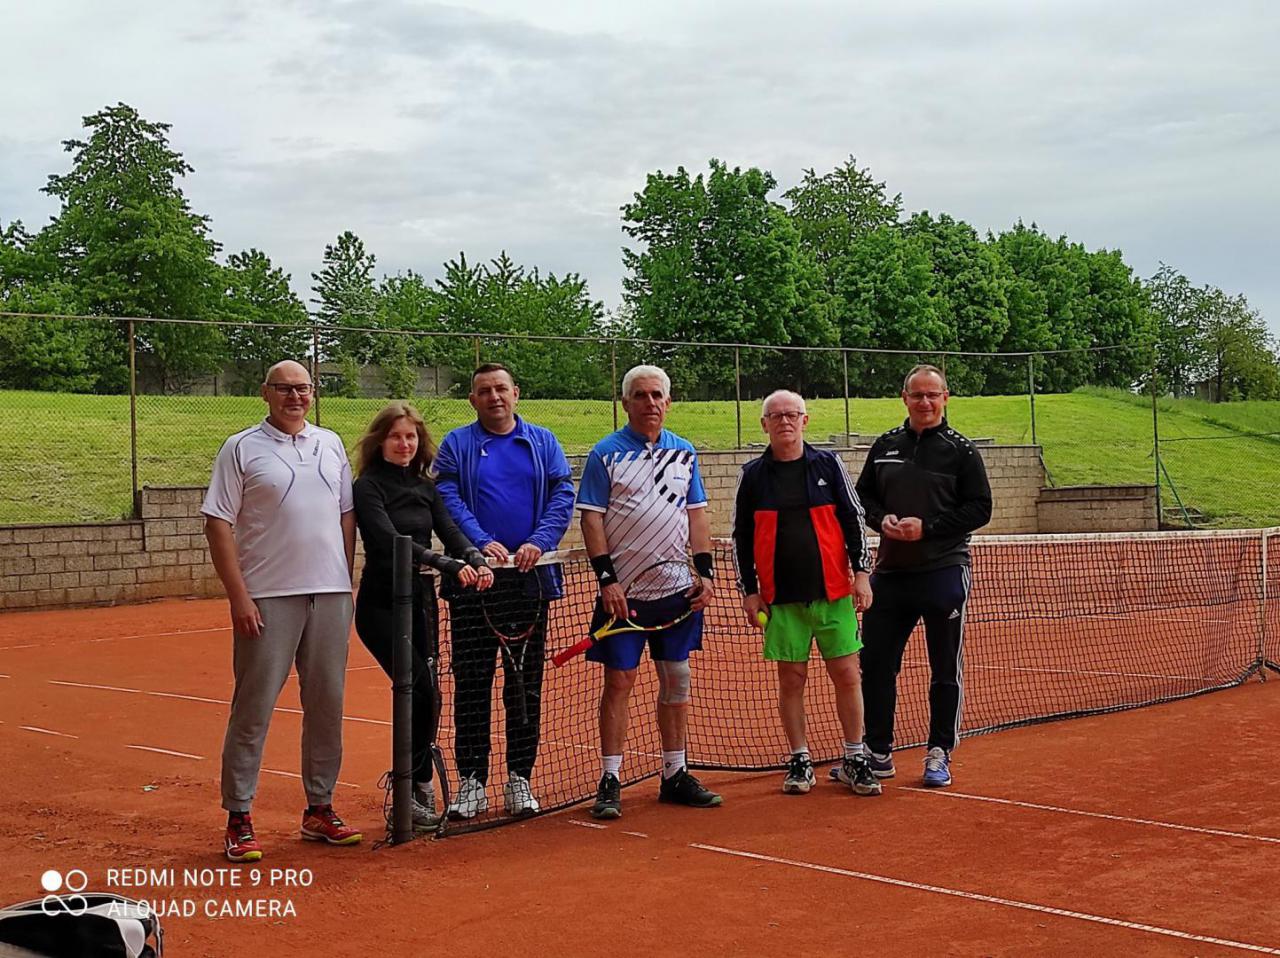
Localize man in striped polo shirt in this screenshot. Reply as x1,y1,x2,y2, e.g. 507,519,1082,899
577,365,722,819
203,359,362,862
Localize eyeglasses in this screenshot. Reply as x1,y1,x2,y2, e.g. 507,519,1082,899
906,391,945,402
265,383,314,396
764,411,804,422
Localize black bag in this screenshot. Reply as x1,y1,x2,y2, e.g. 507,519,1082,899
0,894,162,957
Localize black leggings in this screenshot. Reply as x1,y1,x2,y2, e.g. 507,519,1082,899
355,583,441,786
449,578,547,784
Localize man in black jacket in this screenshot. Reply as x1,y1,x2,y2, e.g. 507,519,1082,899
854,364,992,788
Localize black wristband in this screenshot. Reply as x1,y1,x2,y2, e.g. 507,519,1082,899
693,551,714,580
438,557,465,578
590,553,618,586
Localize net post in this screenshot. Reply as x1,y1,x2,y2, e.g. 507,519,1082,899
390,534,414,843
734,346,742,448
127,319,140,517
1259,530,1269,682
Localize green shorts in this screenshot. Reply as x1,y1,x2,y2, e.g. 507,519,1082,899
763,596,862,662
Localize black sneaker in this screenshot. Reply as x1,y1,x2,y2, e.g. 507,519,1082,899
590,773,622,819
782,753,816,794
658,768,723,808
837,754,882,796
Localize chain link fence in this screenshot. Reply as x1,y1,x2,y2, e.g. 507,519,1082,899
0,313,1274,528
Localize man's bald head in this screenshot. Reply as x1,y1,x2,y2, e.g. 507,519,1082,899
264,359,310,383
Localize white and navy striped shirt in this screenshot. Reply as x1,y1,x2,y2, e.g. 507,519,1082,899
576,425,708,594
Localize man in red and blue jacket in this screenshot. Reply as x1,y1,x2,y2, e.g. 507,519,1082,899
732,389,880,797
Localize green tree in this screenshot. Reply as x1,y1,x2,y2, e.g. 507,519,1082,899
622,160,836,398
1147,264,1206,397
311,230,377,394
222,249,311,392
784,157,902,269
833,225,948,395
40,103,226,392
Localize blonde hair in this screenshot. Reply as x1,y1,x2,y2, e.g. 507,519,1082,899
355,402,437,478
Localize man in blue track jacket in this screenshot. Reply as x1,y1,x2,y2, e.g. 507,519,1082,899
434,363,576,818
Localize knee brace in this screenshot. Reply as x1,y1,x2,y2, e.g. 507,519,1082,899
655,659,691,705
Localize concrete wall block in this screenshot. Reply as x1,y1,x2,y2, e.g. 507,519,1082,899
19,573,51,590
93,554,123,571
12,528,46,544
48,572,81,588
146,520,178,537
106,569,137,585
27,541,63,557
2,558,35,576
33,557,65,574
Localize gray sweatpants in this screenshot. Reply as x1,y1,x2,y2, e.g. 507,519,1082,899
221,592,354,813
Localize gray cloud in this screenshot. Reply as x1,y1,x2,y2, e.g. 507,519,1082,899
1,0,1276,329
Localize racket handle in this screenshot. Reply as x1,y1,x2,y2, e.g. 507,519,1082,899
552,636,595,667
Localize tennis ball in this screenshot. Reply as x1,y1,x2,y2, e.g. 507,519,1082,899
756,610,769,629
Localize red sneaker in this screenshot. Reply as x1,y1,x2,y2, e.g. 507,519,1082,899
300,804,362,846
225,812,264,863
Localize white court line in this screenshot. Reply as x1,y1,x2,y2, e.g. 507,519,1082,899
0,626,228,652
127,744,204,760
967,663,1209,682
567,820,607,830
899,787,1280,845
48,678,663,759
47,680,391,726
692,844,1280,955
20,726,78,739
261,768,360,789
0,673,9,678
622,831,649,839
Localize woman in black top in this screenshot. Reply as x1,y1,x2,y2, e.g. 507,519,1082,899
352,402,493,829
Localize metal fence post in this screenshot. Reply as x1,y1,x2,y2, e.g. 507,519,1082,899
610,340,618,430
128,320,140,516
311,323,322,427
842,349,851,442
734,347,742,448
1027,354,1037,447
1151,350,1161,526
474,337,481,369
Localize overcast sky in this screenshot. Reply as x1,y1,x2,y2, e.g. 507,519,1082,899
2,0,1276,331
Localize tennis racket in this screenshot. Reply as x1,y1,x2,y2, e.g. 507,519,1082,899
480,564,545,726
553,557,703,667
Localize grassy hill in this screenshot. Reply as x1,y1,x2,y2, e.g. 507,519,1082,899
0,388,1273,527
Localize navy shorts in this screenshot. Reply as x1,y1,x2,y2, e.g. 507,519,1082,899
585,591,704,671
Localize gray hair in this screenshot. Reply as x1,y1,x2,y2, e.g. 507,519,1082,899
761,389,806,417
903,364,948,392
621,364,671,399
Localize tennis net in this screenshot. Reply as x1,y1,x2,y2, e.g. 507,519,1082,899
394,529,1275,836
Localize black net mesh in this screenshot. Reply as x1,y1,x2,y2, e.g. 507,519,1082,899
388,530,1269,836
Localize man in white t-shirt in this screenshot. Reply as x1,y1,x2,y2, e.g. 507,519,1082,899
202,359,361,862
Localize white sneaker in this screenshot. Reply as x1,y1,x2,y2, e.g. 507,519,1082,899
503,774,541,816
447,774,488,820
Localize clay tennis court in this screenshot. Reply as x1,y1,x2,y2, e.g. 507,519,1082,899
3,532,1279,957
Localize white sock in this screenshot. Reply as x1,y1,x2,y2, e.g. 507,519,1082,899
792,746,810,760
843,741,864,760
602,754,622,779
662,750,685,779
